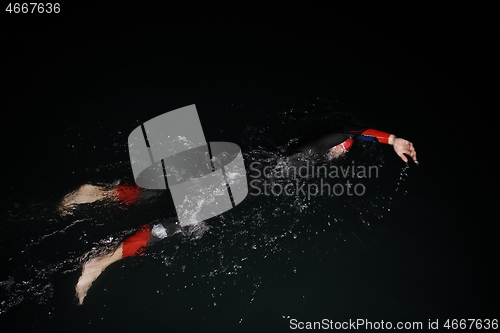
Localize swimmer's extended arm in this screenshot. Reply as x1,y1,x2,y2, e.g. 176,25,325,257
345,125,417,164
292,125,417,162
75,225,151,305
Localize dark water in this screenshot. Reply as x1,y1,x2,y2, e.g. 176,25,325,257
2,7,498,333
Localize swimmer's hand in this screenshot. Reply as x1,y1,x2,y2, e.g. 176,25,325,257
389,135,418,164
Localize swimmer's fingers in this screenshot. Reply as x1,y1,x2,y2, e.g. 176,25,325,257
409,147,418,165
406,141,418,164
397,151,409,163
402,148,418,164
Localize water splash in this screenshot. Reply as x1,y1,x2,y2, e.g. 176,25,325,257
0,99,413,325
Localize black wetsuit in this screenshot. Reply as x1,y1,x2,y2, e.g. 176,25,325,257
123,125,392,256
289,125,384,155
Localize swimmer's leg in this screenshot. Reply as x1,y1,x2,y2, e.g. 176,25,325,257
76,243,124,305
68,184,109,204
58,184,110,215
75,225,151,305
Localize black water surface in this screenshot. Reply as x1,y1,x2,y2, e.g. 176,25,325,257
2,4,497,333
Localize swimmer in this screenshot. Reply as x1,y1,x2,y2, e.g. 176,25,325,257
290,125,418,164
76,218,180,305
58,181,143,216
74,126,417,304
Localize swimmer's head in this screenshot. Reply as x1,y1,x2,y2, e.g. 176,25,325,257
327,138,354,159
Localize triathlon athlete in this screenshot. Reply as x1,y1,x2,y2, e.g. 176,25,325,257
58,181,143,216
74,125,417,304
76,217,180,305
289,125,418,164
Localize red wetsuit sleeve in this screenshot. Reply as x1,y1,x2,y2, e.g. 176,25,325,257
360,128,392,144
122,224,151,258
114,183,141,205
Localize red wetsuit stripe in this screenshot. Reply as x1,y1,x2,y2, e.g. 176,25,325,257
360,128,392,144
114,184,141,205
122,224,151,258
340,138,354,150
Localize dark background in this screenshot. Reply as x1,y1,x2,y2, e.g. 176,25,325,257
1,2,498,332
3,2,497,189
